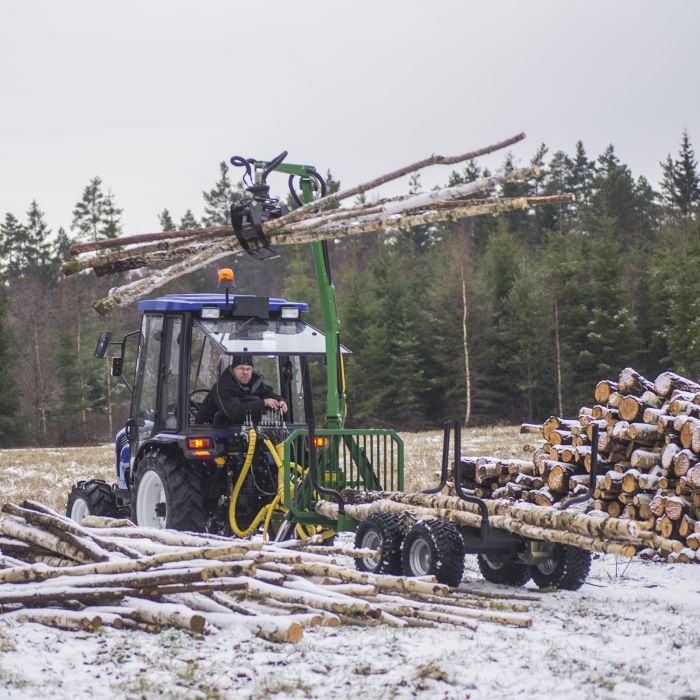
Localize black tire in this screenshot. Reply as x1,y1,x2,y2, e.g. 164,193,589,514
530,544,592,591
401,520,464,587
354,512,403,575
132,450,206,532
66,479,117,522
477,553,531,587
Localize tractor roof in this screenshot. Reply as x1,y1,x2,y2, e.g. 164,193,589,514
138,293,309,313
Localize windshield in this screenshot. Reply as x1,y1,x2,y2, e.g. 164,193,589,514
198,318,330,355
189,321,307,425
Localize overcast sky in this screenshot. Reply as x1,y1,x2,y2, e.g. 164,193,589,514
1,1,698,236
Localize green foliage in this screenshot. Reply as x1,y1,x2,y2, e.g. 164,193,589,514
202,161,245,226
661,129,700,216
159,208,176,232
71,177,122,242
0,290,24,446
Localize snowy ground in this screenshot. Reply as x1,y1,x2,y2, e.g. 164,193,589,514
1,552,699,700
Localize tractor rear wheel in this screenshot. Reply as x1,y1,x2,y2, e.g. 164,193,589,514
530,543,591,590
477,553,531,587
133,450,206,532
354,512,403,575
66,480,117,523
401,520,464,587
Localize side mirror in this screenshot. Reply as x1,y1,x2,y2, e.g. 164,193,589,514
111,357,123,377
125,418,138,443
95,331,113,359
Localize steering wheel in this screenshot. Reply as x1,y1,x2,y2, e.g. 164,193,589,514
189,388,210,420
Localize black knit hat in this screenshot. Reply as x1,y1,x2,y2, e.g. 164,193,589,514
231,354,254,368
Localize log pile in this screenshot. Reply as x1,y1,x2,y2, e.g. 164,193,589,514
0,500,535,640
449,368,700,563
60,132,574,315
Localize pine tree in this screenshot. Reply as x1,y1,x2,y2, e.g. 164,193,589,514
159,208,176,232
202,162,245,226
50,227,72,277
24,200,52,268
0,213,28,275
0,289,23,446
660,129,700,216
71,177,121,242
179,210,200,229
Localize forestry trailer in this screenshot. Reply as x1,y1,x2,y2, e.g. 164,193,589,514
67,153,593,590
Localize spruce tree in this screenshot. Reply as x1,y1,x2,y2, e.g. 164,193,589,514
159,208,176,232
202,162,245,226
660,129,700,216
71,177,121,242
0,289,23,446
0,213,28,275
179,210,200,229
24,200,52,268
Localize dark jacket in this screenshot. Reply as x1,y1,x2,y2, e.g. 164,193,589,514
195,368,282,425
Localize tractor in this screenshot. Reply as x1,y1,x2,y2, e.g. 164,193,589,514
67,153,593,590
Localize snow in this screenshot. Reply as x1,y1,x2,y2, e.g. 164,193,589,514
1,553,698,699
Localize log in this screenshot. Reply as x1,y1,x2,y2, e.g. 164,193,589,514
618,396,645,422
0,517,90,563
673,449,698,478
664,496,691,521
594,380,617,404
627,423,659,443
1,608,104,631
692,425,700,454
630,449,661,472
654,372,700,398
618,368,655,395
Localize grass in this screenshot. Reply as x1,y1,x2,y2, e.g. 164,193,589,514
0,426,535,513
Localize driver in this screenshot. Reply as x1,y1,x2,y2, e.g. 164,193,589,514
195,354,288,425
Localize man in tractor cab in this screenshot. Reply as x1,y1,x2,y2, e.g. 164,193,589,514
195,354,288,426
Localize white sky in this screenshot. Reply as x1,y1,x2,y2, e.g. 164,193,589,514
1,0,698,235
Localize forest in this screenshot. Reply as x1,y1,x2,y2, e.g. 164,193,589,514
0,131,698,447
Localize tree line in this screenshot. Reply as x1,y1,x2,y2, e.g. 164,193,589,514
0,132,699,446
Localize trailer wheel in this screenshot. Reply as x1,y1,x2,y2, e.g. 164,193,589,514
401,520,464,587
530,544,591,590
133,450,206,532
477,553,531,587
66,480,117,523
354,513,403,575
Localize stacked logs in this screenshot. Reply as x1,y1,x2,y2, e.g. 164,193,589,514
510,369,700,562
0,500,535,639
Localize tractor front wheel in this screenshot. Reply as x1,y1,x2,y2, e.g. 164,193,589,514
133,450,206,532
401,520,464,587
530,543,592,590
354,512,403,575
66,480,117,523
477,553,531,587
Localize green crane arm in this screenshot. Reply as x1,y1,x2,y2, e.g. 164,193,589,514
255,160,346,428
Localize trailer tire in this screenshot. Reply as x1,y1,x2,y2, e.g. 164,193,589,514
477,553,531,587
354,513,403,575
402,520,464,587
530,544,591,590
133,450,206,532
66,480,118,523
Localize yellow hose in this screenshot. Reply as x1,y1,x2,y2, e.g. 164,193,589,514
228,429,272,538
229,430,337,542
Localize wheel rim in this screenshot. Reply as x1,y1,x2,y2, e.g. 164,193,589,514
409,538,432,576
70,497,89,523
535,543,558,575
360,530,382,569
482,554,504,571
137,470,167,528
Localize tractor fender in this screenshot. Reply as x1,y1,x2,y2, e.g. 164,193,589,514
131,434,183,484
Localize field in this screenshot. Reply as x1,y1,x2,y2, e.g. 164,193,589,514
1,428,699,699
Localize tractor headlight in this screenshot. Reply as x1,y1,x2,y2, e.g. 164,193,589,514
280,306,300,320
